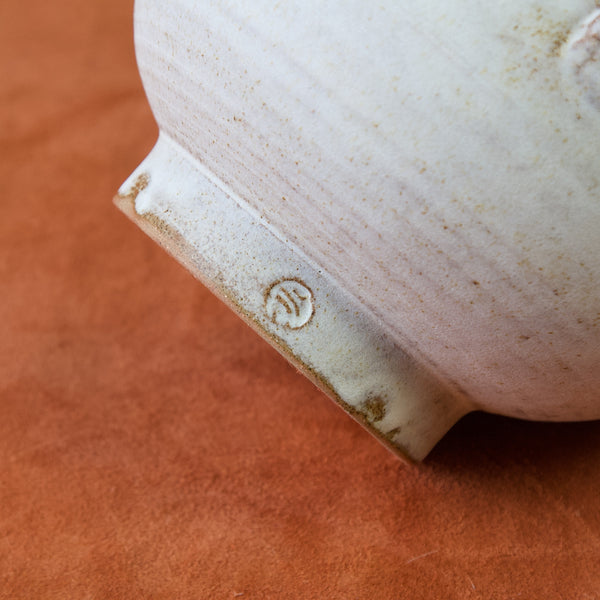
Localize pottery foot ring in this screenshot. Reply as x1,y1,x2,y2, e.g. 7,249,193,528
116,134,470,462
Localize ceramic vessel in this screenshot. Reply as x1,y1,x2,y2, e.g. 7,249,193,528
116,0,600,460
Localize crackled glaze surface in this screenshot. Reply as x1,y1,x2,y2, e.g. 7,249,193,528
119,0,600,458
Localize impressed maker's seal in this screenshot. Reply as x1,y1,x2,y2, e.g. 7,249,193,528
265,279,314,329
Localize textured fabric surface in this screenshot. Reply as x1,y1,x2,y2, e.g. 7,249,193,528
2,1,600,598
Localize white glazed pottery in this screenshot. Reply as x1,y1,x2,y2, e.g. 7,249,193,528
116,0,600,461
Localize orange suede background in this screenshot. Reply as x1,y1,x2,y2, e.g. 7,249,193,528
2,1,600,598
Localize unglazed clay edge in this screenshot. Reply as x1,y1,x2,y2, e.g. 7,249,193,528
115,132,472,461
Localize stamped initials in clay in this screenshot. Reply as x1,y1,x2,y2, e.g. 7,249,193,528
265,279,314,329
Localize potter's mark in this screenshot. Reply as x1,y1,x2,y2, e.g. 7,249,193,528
265,279,314,329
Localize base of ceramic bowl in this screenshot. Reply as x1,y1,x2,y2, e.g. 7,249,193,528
115,133,471,461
